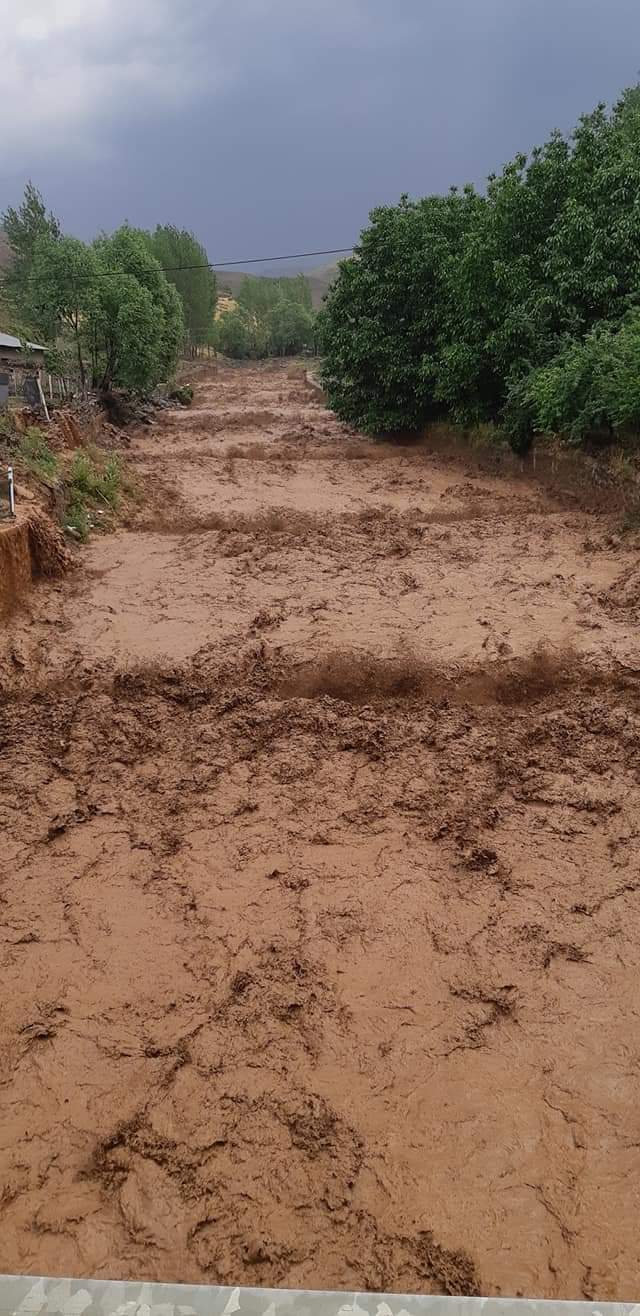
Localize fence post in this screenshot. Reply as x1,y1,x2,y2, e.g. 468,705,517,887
37,371,51,423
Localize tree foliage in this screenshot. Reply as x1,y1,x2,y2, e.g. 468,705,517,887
2,182,62,334
236,273,312,316
215,273,315,359
321,84,640,450
147,226,217,347
505,313,640,445
28,235,98,386
89,226,184,389
214,307,252,358
4,188,186,392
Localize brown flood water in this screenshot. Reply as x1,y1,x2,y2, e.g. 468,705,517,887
2,360,640,1299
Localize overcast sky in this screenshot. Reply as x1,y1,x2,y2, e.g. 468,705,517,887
1,0,640,271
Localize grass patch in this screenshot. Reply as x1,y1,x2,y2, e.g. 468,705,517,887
16,428,60,481
68,451,122,509
62,451,123,540
64,494,91,542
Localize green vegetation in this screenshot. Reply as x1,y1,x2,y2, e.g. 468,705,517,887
320,85,640,452
2,182,312,379
2,182,61,337
1,186,220,392
147,226,217,350
169,384,194,406
16,427,60,480
68,451,122,509
28,234,98,388
8,209,186,392
215,274,316,359
63,452,122,541
6,423,125,542
89,226,184,390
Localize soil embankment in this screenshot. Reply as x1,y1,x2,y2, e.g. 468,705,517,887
0,515,33,617
0,507,68,620
1,361,640,1299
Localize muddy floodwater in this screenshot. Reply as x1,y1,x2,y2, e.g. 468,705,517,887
2,361,640,1299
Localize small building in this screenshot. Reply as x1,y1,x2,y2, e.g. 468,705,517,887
0,332,23,368
0,332,47,370
0,333,48,408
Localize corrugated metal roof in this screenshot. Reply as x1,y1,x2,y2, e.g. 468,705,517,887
0,333,47,352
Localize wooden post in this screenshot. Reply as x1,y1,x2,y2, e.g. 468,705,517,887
48,373,53,400
37,371,51,423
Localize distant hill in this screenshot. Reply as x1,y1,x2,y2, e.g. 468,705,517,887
217,259,344,310
306,261,342,306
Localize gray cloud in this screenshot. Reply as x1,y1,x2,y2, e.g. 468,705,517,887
1,0,639,267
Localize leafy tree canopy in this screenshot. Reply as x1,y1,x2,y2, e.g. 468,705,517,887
148,225,217,347
320,84,640,450
2,182,62,332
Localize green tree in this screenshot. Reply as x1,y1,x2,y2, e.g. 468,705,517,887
268,297,314,356
218,277,315,359
2,182,61,327
148,225,217,347
321,81,640,450
89,226,184,389
236,272,313,318
28,235,98,387
321,191,477,431
215,307,252,358
236,276,276,317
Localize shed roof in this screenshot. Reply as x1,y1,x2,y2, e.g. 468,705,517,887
0,332,47,353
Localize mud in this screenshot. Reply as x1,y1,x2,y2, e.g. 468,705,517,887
0,512,68,619
1,361,640,1299
0,517,32,617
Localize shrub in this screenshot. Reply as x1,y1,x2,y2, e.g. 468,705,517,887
64,494,90,541
504,313,640,446
61,451,123,539
68,451,121,508
170,384,193,406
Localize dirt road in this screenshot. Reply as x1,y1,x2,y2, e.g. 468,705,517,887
2,362,640,1299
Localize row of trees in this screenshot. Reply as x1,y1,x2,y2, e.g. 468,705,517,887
1,185,218,390
215,273,316,359
320,86,640,450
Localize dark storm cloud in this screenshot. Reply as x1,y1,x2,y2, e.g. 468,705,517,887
1,0,639,266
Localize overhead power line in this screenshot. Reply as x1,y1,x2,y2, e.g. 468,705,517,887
21,245,354,285
4,245,354,319
163,246,353,273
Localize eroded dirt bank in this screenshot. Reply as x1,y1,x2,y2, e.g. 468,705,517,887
2,361,640,1299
